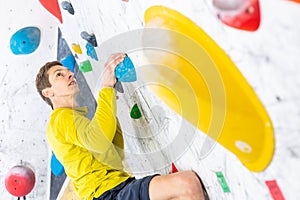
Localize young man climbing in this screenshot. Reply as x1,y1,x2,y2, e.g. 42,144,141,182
35,53,209,200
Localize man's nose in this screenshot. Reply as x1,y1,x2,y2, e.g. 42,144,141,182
68,71,74,79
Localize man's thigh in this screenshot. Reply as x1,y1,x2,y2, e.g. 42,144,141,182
116,174,159,200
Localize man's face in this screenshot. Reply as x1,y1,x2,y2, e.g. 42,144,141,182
46,65,80,98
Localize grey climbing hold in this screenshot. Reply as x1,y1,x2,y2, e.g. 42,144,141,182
61,1,74,15
80,31,97,47
114,81,124,93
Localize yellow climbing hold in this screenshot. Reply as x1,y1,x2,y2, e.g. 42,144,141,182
143,6,274,172
71,43,82,54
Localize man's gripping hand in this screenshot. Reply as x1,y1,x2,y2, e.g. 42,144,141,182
100,53,126,88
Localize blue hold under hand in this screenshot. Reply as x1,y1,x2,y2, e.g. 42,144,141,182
115,55,137,82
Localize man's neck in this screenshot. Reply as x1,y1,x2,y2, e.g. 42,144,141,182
52,96,79,109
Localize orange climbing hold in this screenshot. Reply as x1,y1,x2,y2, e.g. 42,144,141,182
289,0,300,3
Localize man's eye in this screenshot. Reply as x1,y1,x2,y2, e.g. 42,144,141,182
57,72,62,77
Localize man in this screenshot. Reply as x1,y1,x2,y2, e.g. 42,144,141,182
35,53,208,200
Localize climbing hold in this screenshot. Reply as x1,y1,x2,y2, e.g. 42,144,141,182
114,81,124,93
289,0,300,3
61,1,74,15
60,55,75,72
216,0,261,31
80,31,98,47
144,5,274,172
86,43,98,61
10,27,41,55
38,0,62,23
71,43,82,54
79,60,93,73
215,171,230,193
130,104,142,119
171,162,178,173
115,55,137,82
51,153,65,176
265,180,285,200
5,165,36,197
212,0,246,11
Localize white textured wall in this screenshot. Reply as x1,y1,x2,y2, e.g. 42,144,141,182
0,1,58,199
1,0,300,199
56,0,300,199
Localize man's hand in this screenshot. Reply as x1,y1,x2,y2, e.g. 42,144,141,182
101,53,126,88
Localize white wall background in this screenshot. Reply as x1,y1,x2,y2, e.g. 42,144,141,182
0,0,300,199
0,0,58,199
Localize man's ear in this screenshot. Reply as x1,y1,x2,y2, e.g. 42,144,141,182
42,88,54,98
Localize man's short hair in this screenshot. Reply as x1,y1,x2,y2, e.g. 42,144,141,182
35,61,63,109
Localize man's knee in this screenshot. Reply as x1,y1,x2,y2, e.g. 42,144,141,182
176,171,204,198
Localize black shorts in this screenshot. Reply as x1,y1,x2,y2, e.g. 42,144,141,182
93,174,159,200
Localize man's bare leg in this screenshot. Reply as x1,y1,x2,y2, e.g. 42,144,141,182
149,171,207,200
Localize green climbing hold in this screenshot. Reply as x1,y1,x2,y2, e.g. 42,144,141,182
79,60,92,73
216,171,230,193
130,104,142,119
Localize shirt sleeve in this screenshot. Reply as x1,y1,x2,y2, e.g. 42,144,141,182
75,87,118,153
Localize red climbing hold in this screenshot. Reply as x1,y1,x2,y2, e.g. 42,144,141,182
39,0,63,23
171,162,179,173
216,0,260,31
5,165,36,197
265,180,285,200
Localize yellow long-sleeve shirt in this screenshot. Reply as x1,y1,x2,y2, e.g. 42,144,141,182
46,88,131,200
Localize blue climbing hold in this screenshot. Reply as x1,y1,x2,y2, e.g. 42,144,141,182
60,54,75,72
50,153,64,176
86,43,98,61
115,55,137,82
10,27,41,55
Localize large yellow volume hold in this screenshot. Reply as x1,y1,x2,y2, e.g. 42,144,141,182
143,5,274,172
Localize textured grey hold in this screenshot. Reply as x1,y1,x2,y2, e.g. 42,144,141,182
61,1,75,15
80,31,98,47
114,81,124,93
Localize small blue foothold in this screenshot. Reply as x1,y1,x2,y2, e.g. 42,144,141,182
86,43,98,61
50,153,64,176
10,26,41,55
115,55,137,82
60,55,75,72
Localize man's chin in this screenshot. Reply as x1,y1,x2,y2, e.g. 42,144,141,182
74,89,80,95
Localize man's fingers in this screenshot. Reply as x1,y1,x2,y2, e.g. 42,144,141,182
106,53,126,69
100,53,126,88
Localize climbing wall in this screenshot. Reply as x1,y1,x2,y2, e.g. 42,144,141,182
0,0,300,200
0,1,59,199
54,0,300,199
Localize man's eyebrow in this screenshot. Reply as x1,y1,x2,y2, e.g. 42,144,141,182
52,68,70,74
